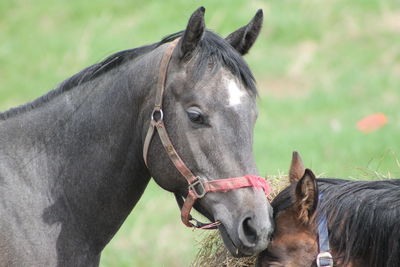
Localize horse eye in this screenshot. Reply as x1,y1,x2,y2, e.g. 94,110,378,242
187,110,205,124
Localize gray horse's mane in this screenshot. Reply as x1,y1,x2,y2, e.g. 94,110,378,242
0,30,256,120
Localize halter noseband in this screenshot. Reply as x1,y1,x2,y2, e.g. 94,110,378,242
142,38,271,229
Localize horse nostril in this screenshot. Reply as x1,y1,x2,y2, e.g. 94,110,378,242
238,217,258,247
243,217,258,243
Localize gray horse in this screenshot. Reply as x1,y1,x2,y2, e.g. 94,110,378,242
0,7,273,266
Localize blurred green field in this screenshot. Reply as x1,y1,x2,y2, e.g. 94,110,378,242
1,0,399,266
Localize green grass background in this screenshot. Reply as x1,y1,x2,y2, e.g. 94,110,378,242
1,0,399,266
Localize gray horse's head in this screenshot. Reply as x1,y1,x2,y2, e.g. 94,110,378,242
145,7,273,256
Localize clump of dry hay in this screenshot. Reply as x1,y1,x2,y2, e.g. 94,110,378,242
192,174,289,267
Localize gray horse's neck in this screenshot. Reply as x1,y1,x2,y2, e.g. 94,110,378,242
0,46,164,266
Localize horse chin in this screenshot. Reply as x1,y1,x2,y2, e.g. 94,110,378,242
218,223,253,258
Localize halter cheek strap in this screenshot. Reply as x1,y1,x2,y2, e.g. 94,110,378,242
143,38,181,168
142,38,271,229
316,193,334,267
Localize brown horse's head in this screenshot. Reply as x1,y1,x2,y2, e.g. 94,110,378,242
256,152,320,267
257,151,399,267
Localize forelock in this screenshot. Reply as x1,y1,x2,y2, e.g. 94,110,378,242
160,30,257,96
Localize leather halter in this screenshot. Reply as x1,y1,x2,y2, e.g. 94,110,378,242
142,38,271,229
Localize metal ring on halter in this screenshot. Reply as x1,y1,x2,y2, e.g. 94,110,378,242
151,108,164,122
188,177,206,198
316,252,333,267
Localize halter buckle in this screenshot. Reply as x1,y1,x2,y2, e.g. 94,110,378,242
316,252,333,267
188,177,206,198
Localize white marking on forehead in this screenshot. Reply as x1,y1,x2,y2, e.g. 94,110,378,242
227,79,245,106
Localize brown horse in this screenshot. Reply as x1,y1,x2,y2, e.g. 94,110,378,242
257,152,400,267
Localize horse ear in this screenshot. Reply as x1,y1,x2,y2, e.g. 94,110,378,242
289,151,305,183
178,7,205,60
225,9,263,55
295,169,318,224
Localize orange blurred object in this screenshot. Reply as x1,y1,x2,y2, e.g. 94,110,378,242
356,113,388,133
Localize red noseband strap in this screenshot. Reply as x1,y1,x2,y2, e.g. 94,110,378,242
179,175,272,228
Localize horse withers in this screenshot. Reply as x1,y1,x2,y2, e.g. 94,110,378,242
257,152,400,267
0,7,273,266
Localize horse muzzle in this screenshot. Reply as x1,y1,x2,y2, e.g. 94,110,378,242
216,200,274,257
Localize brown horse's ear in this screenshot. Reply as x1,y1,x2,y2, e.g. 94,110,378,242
178,7,205,60
289,151,305,183
295,169,318,224
225,9,263,55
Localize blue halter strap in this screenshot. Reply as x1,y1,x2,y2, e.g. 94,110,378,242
316,193,334,267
